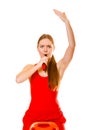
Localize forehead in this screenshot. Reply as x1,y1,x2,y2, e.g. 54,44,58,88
39,38,53,45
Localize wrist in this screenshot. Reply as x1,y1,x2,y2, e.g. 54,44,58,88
65,19,70,25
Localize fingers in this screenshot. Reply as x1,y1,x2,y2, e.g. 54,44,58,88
39,56,48,67
42,56,49,64
53,9,67,22
53,9,63,15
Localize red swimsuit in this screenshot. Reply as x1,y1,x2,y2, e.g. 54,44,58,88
22,71,66,130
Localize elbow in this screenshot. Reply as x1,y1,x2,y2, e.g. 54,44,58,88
16,77,20,84
74,40,76,48
70,41,76,50
74,39,76,48
16,74,27,83
73,42,76,51
16,75,21,83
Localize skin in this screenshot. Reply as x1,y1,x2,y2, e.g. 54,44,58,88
16,9,76,87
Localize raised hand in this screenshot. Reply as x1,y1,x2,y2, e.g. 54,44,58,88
38,56,48,68
53,9,68,23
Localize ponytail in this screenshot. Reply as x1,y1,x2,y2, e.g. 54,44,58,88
37,34,60,90
47,55,60,90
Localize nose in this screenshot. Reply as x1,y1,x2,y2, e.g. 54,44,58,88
44,46,47,52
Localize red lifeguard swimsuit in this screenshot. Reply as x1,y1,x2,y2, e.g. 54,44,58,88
22,71,66,130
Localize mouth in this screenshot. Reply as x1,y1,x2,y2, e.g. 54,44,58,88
44,54,47,56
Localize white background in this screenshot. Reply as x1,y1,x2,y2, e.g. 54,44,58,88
0,0,87,130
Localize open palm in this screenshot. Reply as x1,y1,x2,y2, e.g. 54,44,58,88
53,9,68,23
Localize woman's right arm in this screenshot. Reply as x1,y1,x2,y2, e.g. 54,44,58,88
16,56,48,83
16,63,40,83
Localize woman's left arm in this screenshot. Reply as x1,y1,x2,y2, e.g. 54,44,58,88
53,9,76,78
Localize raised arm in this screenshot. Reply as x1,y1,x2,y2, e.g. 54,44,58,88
53,9,76,78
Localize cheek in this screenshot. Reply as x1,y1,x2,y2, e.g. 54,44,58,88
38,47,44,53
38,49,43,57
38,49,42,54
49,49,53,54
48,50,54,57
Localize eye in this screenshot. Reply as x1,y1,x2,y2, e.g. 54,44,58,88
47,45,52,48
40,45,44,48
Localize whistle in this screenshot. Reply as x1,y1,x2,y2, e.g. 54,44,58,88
42,54,47,71
42,63,47,71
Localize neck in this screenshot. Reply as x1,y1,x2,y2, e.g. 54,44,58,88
38,69,48,77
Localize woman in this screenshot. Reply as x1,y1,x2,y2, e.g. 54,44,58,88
16,9,76,130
